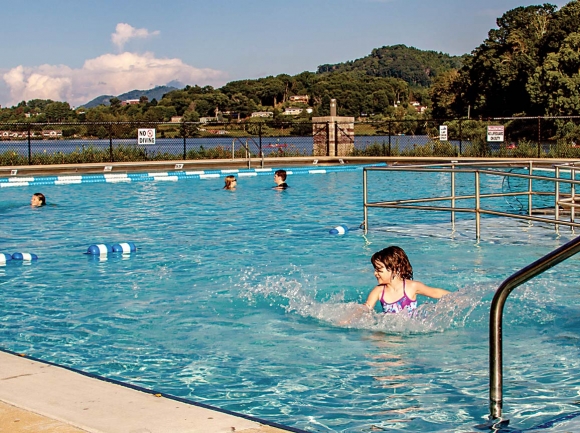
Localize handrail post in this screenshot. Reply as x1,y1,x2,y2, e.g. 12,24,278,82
571,166,576,225
555,166,560,231
528,161,533,217
363,168,368,234
475,170,481,240
451,163,456,226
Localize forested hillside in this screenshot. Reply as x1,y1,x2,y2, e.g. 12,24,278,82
317,44,465,87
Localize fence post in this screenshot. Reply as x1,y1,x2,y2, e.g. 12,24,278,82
388,120,392,156
334,121,339,156
537,116,541,158
182,123,187,160
259,122,263,160
108,123,114,162
27,123,32,165
326,122,330,156
459,119,463,156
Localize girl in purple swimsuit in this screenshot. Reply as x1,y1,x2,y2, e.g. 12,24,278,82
363,246,449,314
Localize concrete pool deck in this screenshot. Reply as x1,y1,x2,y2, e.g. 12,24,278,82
0,351,303,433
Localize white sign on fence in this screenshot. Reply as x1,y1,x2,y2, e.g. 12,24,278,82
439,125,448,141
487,125,504,142
138,128,156,145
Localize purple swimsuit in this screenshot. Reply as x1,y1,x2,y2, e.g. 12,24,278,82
379,280,417,314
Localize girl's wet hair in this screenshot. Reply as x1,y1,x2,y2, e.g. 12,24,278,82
371,246,413,280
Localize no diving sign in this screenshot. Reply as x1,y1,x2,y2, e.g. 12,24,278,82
138,128,156,145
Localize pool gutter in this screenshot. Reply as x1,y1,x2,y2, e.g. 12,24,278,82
0,156,569,178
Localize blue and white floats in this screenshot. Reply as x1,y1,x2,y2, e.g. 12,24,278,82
11,252,38,261
0,253,13,264
86,244,113,255
86,242,136,255
112,242,137,253
329,225,349,235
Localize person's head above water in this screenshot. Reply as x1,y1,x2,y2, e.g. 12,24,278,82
223,175,237,190
31,193,46,207
370,246,413,280
273,169,289,190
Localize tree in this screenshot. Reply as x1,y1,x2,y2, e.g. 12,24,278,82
430,70,462,118
45,101,73,122
109,97,122,109
528,31,580,116
458,4,557,117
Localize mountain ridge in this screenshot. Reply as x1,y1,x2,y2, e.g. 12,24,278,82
80,85,179,108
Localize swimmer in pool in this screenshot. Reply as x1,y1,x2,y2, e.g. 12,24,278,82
223,175,237,190
30,192,46,207
363,246,449,314
273,169,289,190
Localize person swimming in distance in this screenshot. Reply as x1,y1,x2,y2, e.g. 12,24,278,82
273,169,289,190
223,175,237,190
30,193,46,207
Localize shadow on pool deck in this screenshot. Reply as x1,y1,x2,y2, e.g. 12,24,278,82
0,351,304,433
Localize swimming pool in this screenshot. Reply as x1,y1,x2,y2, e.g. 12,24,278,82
1,165,579,432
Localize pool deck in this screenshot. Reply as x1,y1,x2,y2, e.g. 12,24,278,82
0,351,301,433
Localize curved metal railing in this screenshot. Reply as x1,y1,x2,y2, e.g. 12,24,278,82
489,234,580,421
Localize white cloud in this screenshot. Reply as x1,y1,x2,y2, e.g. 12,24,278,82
2,52,227,107
111,23,160,50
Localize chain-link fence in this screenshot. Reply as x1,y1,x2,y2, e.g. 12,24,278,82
2,117,580,165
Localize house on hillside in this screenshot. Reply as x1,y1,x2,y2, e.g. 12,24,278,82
289,95,309,104
251,111,274,118
410,101,427,114
200,116,218,123
121,99,140,106
283,107,312,116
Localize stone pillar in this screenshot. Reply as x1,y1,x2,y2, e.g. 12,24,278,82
312,116,355,156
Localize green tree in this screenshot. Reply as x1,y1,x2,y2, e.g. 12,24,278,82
457,4,556,117
528,31,580,116
109,97,122,109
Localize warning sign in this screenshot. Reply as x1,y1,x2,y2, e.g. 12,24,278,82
138,128,156,145
487,125,504,142
439,125,448,141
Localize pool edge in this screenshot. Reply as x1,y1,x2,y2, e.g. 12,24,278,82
0,348,309,433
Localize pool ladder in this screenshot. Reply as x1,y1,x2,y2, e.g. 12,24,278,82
485,234,580,428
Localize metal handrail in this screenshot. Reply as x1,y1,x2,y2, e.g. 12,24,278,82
363,163,580,239
489,234,580,421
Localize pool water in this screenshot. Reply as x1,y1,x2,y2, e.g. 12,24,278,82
1,167,579,432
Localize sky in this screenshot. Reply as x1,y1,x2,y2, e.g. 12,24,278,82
0,0,570,108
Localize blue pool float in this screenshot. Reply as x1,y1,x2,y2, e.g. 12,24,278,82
112,242,137,253
86,244,114,255
0,253,13,264
329,225,349,235
12,252,38,261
